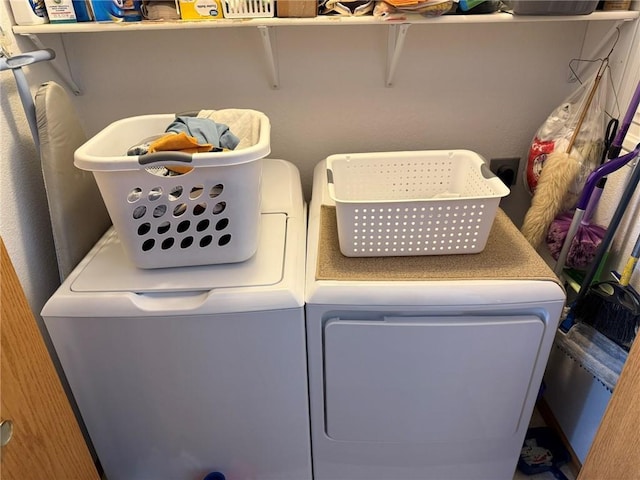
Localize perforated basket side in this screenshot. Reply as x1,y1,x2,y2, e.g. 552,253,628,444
223,0,274,17
334,196,501,257
91,159,262,269
326,150,509,257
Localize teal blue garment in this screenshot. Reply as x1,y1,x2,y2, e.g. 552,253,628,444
167,117,240,150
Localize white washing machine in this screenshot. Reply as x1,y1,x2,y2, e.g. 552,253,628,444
305,160,566,480
42,159,311,480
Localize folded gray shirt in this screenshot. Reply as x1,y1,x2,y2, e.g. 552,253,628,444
167,116,240,150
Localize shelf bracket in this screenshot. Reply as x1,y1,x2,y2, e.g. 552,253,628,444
23,33,82,95
257,26,279,89
386,23,410,88
569,19,629,83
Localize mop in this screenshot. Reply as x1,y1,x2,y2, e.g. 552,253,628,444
546,118,618,270
521,61,607,249
552,146,640,277
552,78,640,271
553,78,640,277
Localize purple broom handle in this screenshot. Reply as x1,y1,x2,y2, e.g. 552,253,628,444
581,186,604,225
575,147,640,210
609,80,640,157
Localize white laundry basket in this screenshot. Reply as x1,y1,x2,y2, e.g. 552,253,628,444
326,150,510,257
75,111,270,269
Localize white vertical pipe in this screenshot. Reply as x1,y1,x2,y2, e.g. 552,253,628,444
258,26,279,89
386,23,410,88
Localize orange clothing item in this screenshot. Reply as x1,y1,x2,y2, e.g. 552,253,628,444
147,132,213,174
148,132,213,154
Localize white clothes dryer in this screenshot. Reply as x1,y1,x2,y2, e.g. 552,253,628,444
305,159,566,480
42,159,311,480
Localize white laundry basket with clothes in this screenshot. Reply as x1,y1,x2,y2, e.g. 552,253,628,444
75,109,270,269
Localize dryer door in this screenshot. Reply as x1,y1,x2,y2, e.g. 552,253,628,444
323,315,544,443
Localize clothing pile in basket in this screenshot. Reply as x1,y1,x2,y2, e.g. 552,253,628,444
126,109,263,175
127,117,238,156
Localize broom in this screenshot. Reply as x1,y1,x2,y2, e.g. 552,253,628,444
620,231,640,287
560,143,640,339
586,229,640,349
521,63,607,249
574,231,640,350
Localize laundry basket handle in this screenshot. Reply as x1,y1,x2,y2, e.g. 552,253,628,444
480,162,494,179
326,168,334,185
138,151,193,166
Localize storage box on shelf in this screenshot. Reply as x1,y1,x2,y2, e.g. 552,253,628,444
222,0,274,18
602,0,631,10
178,0,225,20
455,0,501,14
277,0,318,18
507,0,599,15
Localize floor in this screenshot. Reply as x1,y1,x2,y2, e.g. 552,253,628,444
514,461,577,480
513,408,578,480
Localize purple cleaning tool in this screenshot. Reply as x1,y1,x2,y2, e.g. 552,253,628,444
547,118,618,268
547,192,607,269
553,145,640,276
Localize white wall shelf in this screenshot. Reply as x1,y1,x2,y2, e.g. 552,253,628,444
11,10,640,33
12,10,640,90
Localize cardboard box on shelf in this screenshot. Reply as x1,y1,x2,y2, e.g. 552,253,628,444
44,0,77,23
277,0,317,17
177,0,224,19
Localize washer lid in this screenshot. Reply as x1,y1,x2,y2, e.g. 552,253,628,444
70,213,286,293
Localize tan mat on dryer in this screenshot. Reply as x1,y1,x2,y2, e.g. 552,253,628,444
317,205,561,284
